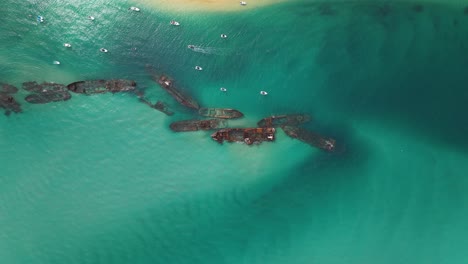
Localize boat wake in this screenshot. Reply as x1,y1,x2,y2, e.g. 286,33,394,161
188,45,230,55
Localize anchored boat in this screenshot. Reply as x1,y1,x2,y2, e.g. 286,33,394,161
198,107,243,119
170,119,227,132
67,79,136,94
211,127,275,145
257,114,311,127
281,125,336,152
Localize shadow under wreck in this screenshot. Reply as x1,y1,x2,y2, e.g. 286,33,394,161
281,125,336,152
170,119,227,132
257,114,311,127
67,79,136,94
198,108,243,119
211,127,276,145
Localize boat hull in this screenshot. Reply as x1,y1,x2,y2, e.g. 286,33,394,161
257,114,311,127
157,75,200,110
281,125,335,152
67,79,136,94
198,108,243,119
170,119,227,132
211,127,275,145
25,91,71,104
0,93,22,115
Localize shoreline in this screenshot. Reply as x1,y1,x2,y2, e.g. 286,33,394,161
133,0,289,12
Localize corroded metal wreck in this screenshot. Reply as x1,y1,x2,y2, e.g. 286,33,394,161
1,83,18,94
25,91,71,104
23,81,67,93
211,127,275,145
170,119,227,132
0,93,22,116
198,108,243,119
67,79,136,94
139,97,174,116
257,114,311,127
155,75,200,110
281,125,335,152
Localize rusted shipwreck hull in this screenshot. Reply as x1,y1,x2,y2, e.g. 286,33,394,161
156,75,199,110
281,125,335,152
139,98,174,116
211,127,275,145
198,108,243,119
257,114,311,127
25,91,71,104
67,79,136,94
170,119,227,132
23,81,66,93
0,93,22,116
1,83,18,94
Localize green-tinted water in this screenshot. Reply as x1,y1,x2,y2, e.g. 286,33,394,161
2,1,468,263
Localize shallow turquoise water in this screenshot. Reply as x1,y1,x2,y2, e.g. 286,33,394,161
2,1,468,263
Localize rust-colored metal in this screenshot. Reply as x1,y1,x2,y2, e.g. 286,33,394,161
257,114,311,127
198,108,243,119
170,119,227,132
211,127,276,145
281,125,335,152
67,79,136,94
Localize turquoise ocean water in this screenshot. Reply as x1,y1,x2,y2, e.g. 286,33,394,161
2,0,468,263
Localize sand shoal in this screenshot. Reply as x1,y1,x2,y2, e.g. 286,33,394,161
134,0,288,12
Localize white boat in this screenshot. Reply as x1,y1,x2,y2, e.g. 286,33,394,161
188,45,195,49
88,16,95,21
195,66,203,71
220,34,227,39
53,61,61,65
100,48,108,53
37,16,44,23
129,6,140,12
240,1,247,6
220,87,227,92
170,20,180,26
260,90,268,96
64,43,72,48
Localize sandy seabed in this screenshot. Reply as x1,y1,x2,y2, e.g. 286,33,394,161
134,0,288,12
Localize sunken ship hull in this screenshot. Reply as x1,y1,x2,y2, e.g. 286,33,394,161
170,119,227,132
1,83,18,94
0,94,22,115
139,98,174,116
67,79,136,94
257,114,311,127
25,91,71,104
281,125,335,152
23,81,67,93
211,127,275,145
198,108,243,119
156,75,200,110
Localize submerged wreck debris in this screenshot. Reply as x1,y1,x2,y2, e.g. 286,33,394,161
170,119,227,132
22,81,67,93
198,107,243,119
211,127,275,145
411,4,424,13
146,64,200,110
0,93,22,116
155,75,200,110
281,125,335,152
139,97,174,116
257,114,311,127
1,83,18,94
25,91,71,104
67,79,136,94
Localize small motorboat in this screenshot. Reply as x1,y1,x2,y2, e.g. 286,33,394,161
64,43,72,48
53,61,61,65
195,66,203,71
220,34,228,39
100,48,108,53
187,45,195,49
37,16,44,23
170,20,180,26
88,16,95,21
260,90,268,96
129,6,140,12
240,1,247,6
220,87,227,92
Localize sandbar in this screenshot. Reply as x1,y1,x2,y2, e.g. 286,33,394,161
134,0,289,12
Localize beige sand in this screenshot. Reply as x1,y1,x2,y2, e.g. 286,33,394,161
134,0,288,12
